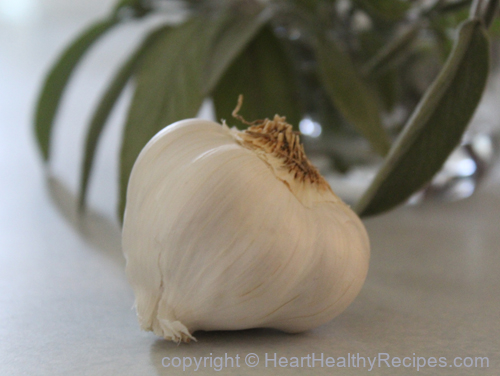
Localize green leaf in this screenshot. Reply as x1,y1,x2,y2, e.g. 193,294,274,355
362,22,422,76
430,19,455,61
356,20,490,217
213,26,302,129
202,8,271,94
373,69,399,112
78,25,171,211
316,36,391,156
34,18,118,161
118,16,225,220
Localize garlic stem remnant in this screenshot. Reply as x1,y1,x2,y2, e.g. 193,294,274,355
122,108,370,343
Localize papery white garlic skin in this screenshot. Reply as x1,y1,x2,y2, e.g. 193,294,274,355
122,116,370,343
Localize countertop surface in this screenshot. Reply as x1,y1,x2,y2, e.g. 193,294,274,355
1,1,499,375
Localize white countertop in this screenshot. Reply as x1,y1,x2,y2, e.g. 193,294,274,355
1,1,499,375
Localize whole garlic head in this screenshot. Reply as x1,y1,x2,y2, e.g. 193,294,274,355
122,114,370,343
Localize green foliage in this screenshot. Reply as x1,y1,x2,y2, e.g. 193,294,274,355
34,18,118,161
373,69,399,112
202,8,271,94
362,22,422,76
356,20,490,216
33,0,498,222
79,25,172,210
316,35,391,156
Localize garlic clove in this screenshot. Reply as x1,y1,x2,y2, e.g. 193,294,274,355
122,116,370,343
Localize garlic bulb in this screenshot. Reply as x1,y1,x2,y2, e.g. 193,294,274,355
122,110,370,343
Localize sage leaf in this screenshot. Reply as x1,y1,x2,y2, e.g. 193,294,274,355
213,26,302,129
119,16,225,220
356,20,490,217
34,18,118,161
374,69,398,112
316,36,391,156
78,25,171,210
202,8,271,94
362,22,422,76
430,19,455,61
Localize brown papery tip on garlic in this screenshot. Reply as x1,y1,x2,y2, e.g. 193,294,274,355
230,95,338,207
241,120,328,187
